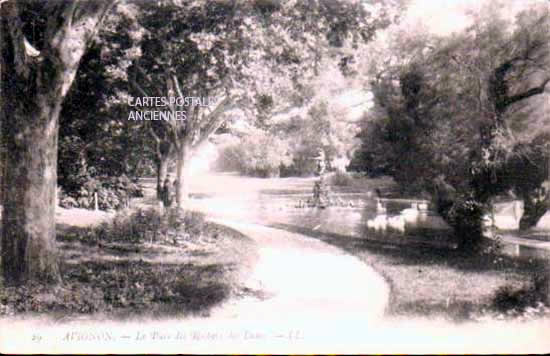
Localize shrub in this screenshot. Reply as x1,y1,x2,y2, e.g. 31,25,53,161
59,175,143,210
490,271,550,316
214,133,292,178
93,208,161,243
491,284,538,315
58,187,79,208
90,208,207,244
328,171,355,187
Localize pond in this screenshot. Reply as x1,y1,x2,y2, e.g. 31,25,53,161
185,174,550,260
189,174,458,249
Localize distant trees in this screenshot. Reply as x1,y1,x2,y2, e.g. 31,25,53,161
216,130,292,178
351,3,550,250
216,97,361,178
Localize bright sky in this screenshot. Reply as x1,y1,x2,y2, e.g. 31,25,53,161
404,0,476,35
404,0,547,36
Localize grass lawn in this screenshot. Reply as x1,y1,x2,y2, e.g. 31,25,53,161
0,208,258,321
269,223,550,322
357,243,548,321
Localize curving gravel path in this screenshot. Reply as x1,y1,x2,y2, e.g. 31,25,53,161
209,218,389,324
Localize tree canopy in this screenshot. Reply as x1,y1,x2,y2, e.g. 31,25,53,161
350,2,550,249
92,0,403,206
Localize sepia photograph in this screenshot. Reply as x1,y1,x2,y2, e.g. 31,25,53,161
0,0,549,353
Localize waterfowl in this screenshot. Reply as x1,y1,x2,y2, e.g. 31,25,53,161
400,203,419,223
367,213,388,231
376,199,387,214
388,215,406,233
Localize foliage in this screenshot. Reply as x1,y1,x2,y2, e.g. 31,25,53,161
489,270,550,317
327,171,355,187
502,133,550,229
216,131,292,178
276,102,339,176
57,33,155,209
89,208,206,245
58,174,142,211
58,42,157,192
0,206,250,318
96,0,403,205
217,99,357,178
351,4,550,248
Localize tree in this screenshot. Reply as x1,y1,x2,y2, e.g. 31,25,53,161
1,1,118,286
352,3,550,250
216,129,292,177
58,41,156,206
106,0,401,208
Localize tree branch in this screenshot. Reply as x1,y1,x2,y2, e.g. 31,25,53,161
171,74,185,101
1,2,36,77
130,78,150,98
165,76,181,147
503,77,550,108
194,96,233,149
135,63,164,97
41,0,121,97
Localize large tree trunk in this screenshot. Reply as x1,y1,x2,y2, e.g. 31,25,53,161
0,1,117,286
156,155,169,200
175,144,192,208
1,96,62,285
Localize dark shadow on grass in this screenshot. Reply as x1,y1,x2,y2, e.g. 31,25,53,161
392,299,477,322
0,210,256,321
56,223,93,241
268,223,547,274
57,259,232,319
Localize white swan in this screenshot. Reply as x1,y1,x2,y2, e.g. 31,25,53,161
367,213,388,231
388,215,406,233
400,203,419,223
367,219,375,229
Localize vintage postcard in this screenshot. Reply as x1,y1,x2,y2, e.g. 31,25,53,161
0,0,549,354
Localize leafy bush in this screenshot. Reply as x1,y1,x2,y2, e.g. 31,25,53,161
59,175,143,210
489,262,550,318
481,234,503,257
90,208,207,244
94,208,158,243
491,284,539,314
279,146,323,177
215,133,292,178
166,209,206,237
328,171,355,187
